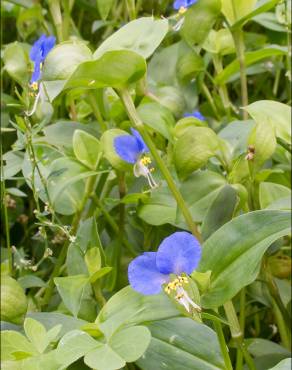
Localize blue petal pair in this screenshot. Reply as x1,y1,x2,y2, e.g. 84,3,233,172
114,129,157,188
173,0,198,10
128,231,201,295
184,110,206,121
30,34,56,84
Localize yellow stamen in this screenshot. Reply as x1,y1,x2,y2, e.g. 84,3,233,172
140,155,152,166
179,6,187,14
30,82,39,91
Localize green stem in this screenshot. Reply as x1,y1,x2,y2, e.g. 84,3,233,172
200,82,221,120
125,0,136,20
48,0,63,42
212,54,231,117
232,28,248,119
213,320,233,370
2,192,13,275
224,301,256,370
236,288,246,370
118,89,202,242
272,298,291,350
88,91,107,132
92,281,106,308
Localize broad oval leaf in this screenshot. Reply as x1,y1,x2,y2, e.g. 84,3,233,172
244,100,291,143
3,42,30,86
174,127,219,179
136,318,225,370
93,17,169,59
181,0,221,46
64,50,146,90
42,41,92,81
221,0,257,25
198,210,291,308
73,130,101,170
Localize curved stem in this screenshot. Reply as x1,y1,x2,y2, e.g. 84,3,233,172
213,320,233,370
224,300,256,370
118,89,202,242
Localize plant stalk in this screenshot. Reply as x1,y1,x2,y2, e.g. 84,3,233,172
213,320,233,370
224,300,256,370
118,89,201,242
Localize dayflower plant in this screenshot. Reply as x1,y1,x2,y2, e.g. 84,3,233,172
114,128,157,189
184,110,206,121
30,34,56,89
128,231,202,312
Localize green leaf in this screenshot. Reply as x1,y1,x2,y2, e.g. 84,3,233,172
247,338,291,358
215,47,287,85
202,28,235,55
174,127,219,179
93,17,169,59
176,51,205,83
201,185,238,241
47,157,95,215
89,267,113,283
73,130,101,170
27,312,87,338
110,326,151,363
198,210,291,308
259,182,291,209
84,344,125,370
181,0,221,46
18,275,46,289
139,171,227,226
64,50,146,90
97,0,115,20
136,318,225,370
42,41,92,81
244,100,291,143
96,286,180,338
137,102,175,141
3,42,30,86
268,359,292,370
221,0,257,25
85,247,102,276
23,318,48,353
253,12,287,32
54,275,89,317
248,119,277,170
56,330,98,368
232,0,281,29
1,331,37,361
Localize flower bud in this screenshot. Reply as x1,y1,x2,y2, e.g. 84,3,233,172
100,129,133,172
1,275,27,324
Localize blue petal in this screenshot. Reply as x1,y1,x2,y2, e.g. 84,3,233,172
41,36,56,59
130,128,149,153
173,0,197,9
156,231,201,275
30,34,46,61
114,134,142,164
173,0,186,9
30,34,55,62
30,60,41,83
128,252,169,295
184,110,206,121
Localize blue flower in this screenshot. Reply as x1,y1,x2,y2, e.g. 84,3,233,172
114,128,157,188
128,231,201,311
184,110,206,121
173,0,198,11
30,34,55,85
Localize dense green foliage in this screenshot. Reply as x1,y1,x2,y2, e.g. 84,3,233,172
1,0,291,369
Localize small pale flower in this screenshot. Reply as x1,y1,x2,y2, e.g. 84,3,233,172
128,231,202,312
69,235,77,243
114,128,158,189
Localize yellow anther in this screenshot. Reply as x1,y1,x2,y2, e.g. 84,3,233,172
150,167,155,173
140,156,152,166
179,6,187,15
30,82,39,91
178,276,188,284
88,80,96,86
175,292,184,300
